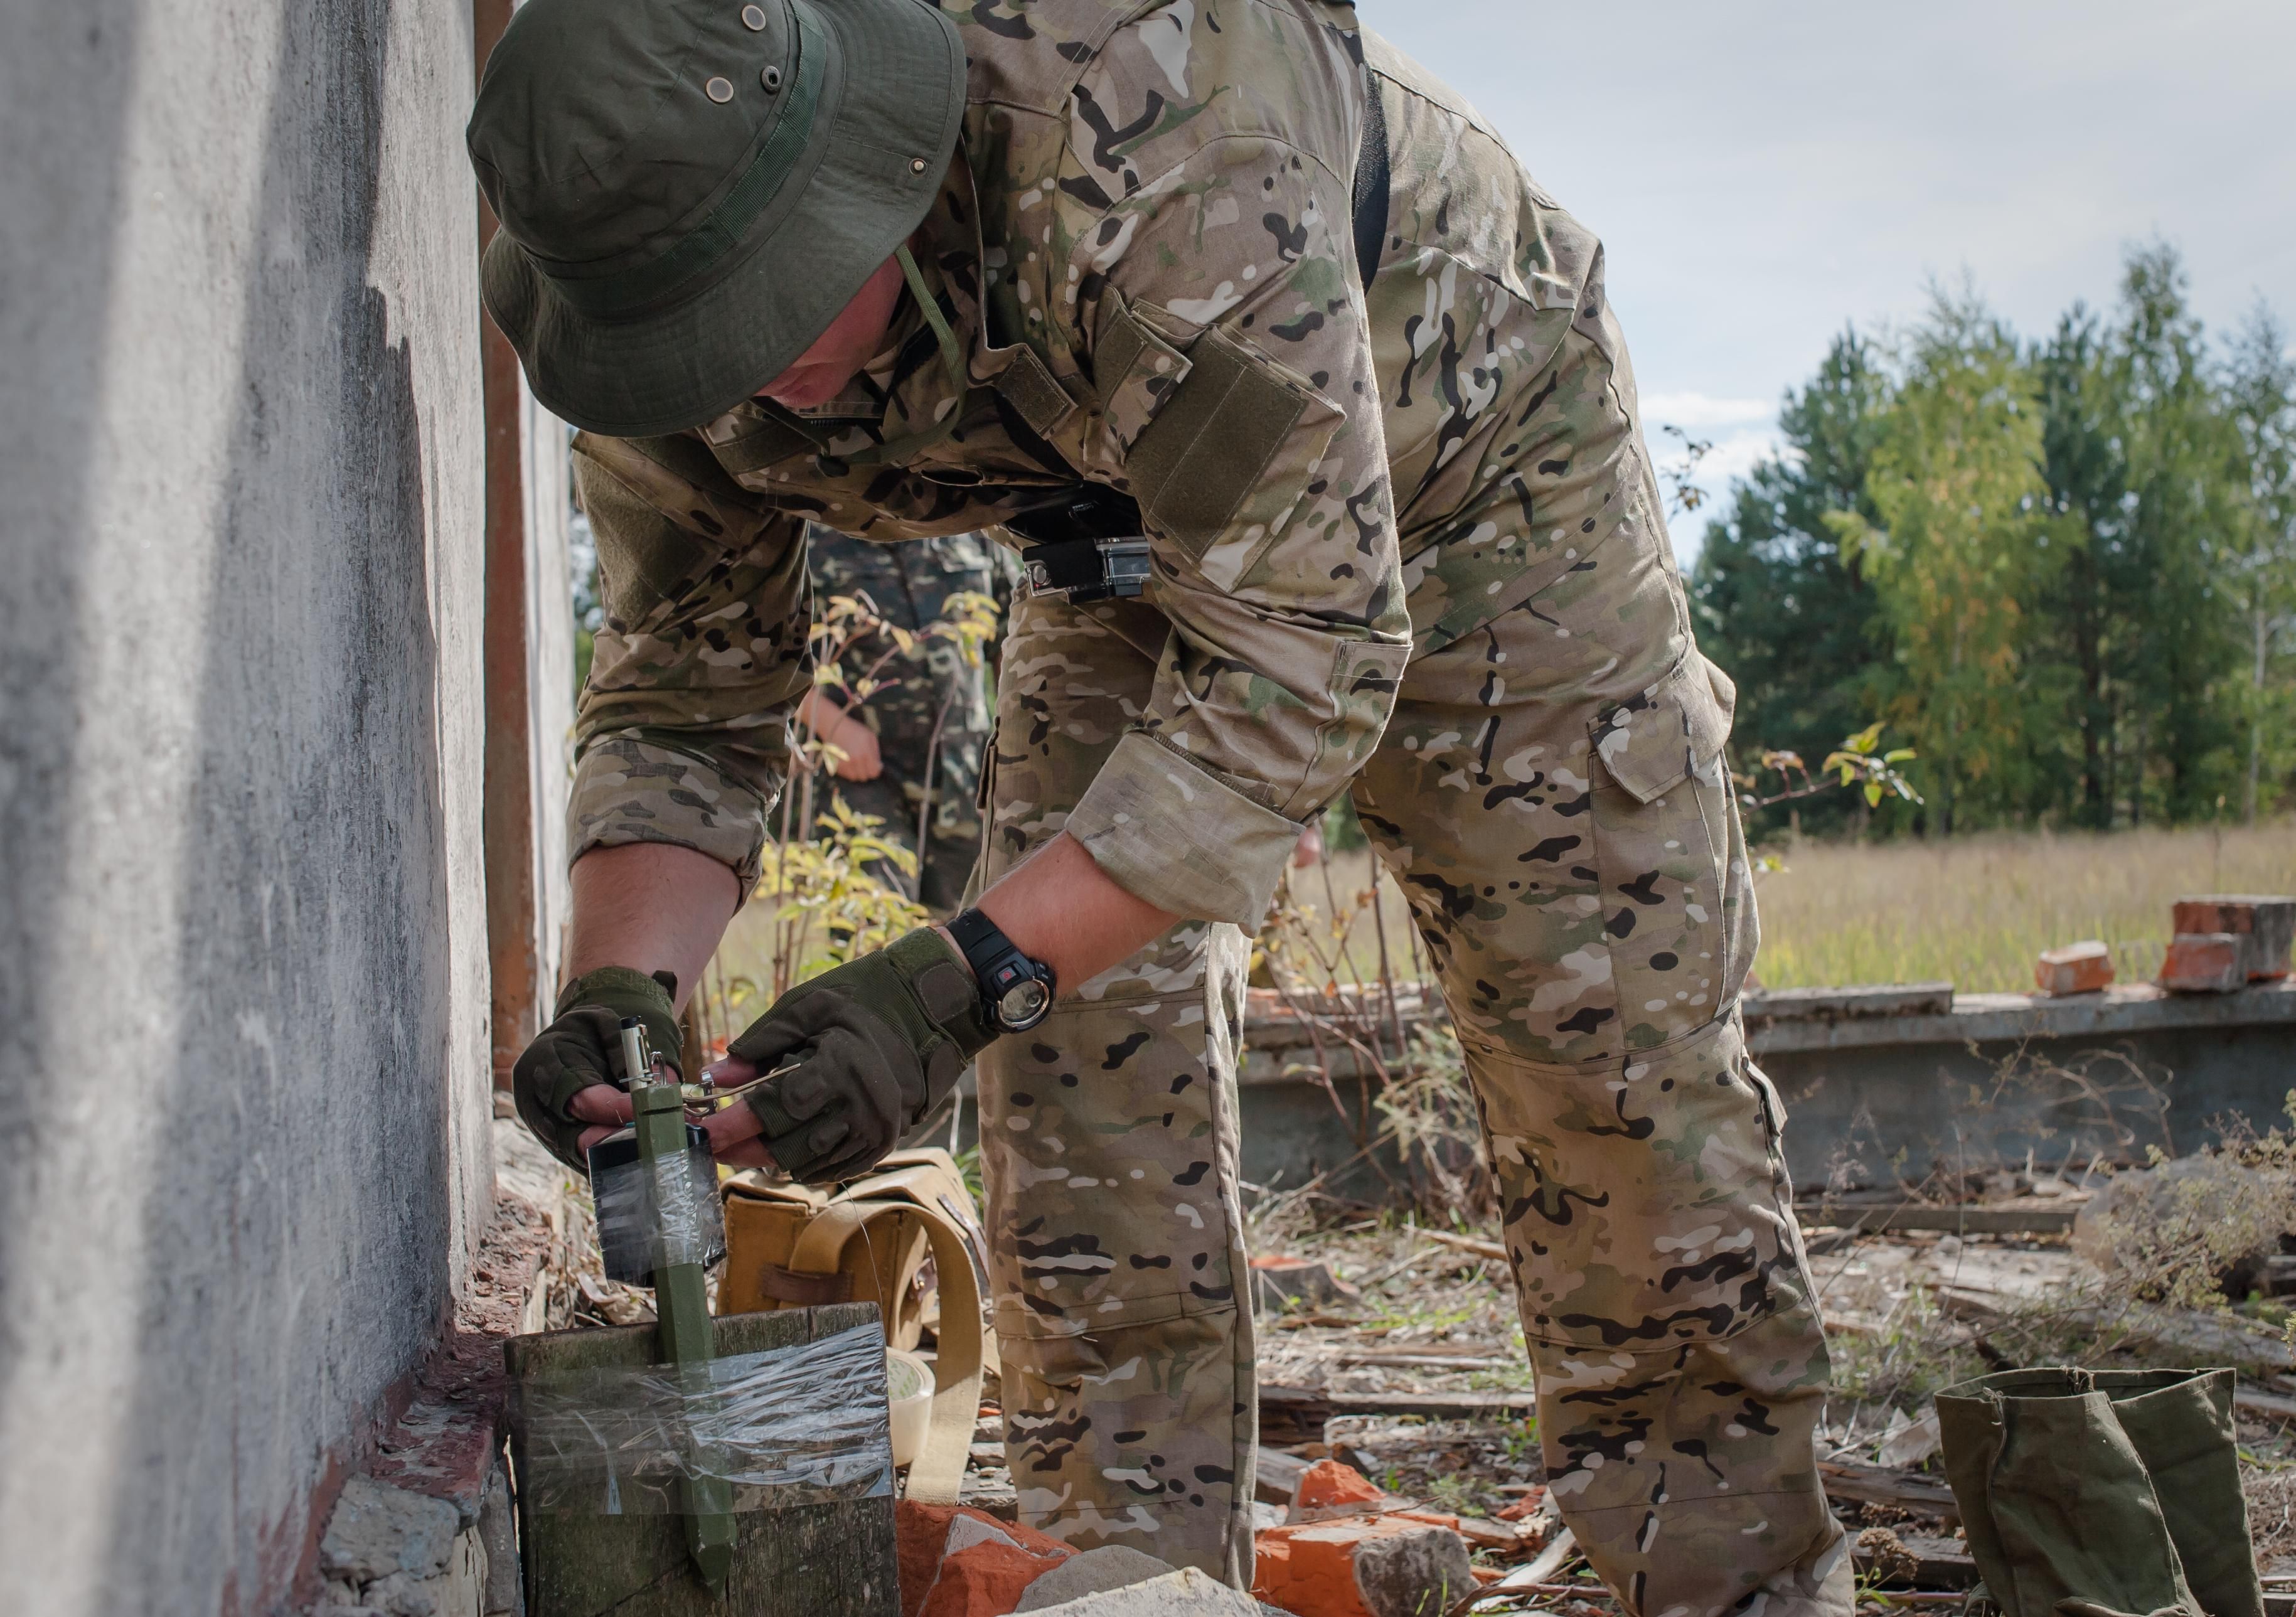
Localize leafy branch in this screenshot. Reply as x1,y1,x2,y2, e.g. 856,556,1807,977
1737,721,1924,811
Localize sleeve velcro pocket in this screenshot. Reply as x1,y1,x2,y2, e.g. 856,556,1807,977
574,430,768,547
1589,654,1737,804
1091,297,1193,452
1122,325,1332,562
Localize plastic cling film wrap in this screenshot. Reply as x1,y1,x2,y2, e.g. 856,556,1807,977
518,1325,895,1515
590,1134,727,1283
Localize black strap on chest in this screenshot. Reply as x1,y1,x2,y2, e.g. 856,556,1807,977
1352,60,1389,290
1007,486,1153,603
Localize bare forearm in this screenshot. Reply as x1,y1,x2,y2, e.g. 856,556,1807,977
964,832,1177,993
566,841,742,1012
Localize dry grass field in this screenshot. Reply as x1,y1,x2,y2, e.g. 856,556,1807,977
1751,821,2296,991
1273,822,2294,996
705,819,2293,1011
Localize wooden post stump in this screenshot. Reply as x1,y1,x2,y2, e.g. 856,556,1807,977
505,1303,899,1617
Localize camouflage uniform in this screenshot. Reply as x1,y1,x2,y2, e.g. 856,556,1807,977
565,3,1846,1609
803,525,1009,916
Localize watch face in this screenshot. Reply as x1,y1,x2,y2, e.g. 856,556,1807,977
998,978,1052,1029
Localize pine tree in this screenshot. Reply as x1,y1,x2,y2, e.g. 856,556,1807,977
1832,286,2053,832
2223,301,2296,821
1690,329,1894,835
2108,243,2246,823
2032,306,2133,827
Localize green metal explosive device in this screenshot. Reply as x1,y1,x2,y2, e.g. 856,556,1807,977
585,1017,735,1594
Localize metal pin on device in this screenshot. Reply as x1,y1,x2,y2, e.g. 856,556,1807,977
617,1016,649,1089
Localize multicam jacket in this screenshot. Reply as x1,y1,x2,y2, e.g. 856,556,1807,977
572,0,1662,927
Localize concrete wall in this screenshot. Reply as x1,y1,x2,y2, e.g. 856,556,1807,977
0,0,491,1610
1223,983,2296,1203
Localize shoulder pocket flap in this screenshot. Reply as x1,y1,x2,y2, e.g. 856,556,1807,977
1091,297,1193,451
1125,326,1316,562
1589,656,1734,804
574,430,767,546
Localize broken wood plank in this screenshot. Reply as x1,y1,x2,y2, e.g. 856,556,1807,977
1451,1516,1524,1552
1795,1203,2078,1235
1936,1298,2296,1374
1337,1352,1514,1372
1325,1389,1538,1419
505,1304,897,1617
1818,1461,1959,1514
1416,1228,1508,1262
1258,1385,1333,1446
1855,1534,1980,1589
2236,1386,2296,1422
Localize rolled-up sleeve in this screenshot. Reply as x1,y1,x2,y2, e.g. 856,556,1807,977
568,432,813,896
1059,133,1410,925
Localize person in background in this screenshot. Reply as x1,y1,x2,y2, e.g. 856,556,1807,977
793,523,1010,917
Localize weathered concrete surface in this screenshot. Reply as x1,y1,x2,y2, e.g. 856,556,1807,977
1220,982,2296,1198
311,1122,573,1616
0,0,491,1611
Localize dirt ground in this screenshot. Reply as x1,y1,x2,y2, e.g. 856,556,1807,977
536,1141,2296,1605
1239,1216,2296,1603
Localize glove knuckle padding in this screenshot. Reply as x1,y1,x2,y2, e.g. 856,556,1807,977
511,965,680,1171
731,927,998,1184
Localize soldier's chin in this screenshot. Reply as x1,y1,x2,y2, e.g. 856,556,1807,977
756,363,852,410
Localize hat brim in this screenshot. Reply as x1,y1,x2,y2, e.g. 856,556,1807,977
482,0,964,438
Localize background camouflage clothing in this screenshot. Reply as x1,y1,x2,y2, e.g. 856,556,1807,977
558,2,1846,1608
804,525,1010,915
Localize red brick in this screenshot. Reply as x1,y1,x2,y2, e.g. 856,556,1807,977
1293,1460,1385,1513
2036,940,2114,996
898,1500,1070,1617
1495,1486,1548,1524
1254,1513,1473,1617
2161,932,2243,994
2171,896,2295,981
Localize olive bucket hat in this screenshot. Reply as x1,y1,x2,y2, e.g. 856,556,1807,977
467,0,964,437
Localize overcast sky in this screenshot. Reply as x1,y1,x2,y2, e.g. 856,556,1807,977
1374,1,2296,564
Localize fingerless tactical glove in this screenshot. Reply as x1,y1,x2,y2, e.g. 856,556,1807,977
732,929,996,1184
511,966,682,1170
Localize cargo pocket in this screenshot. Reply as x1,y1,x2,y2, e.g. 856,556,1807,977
1481,1017,1803,1352
1586,654,1744,1050
996,1304,1244,1518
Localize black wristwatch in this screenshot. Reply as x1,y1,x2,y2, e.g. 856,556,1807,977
946,909,1059,1033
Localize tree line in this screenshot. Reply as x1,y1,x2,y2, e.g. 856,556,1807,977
1692,242,2295,838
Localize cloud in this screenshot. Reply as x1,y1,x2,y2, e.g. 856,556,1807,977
1642,393,1775,430
1696,431,1784,484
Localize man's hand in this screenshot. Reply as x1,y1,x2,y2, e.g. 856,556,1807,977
703,929,993,1183
824,710,882,782
511,966,685,1170
795,690,883,782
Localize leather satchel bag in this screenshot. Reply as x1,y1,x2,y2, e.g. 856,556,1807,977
718,1148,993,1505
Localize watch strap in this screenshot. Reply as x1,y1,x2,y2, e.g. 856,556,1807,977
945,907,1006,961
946,909,1055,1031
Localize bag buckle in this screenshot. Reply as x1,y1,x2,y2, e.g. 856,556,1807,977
1019,536,1151,604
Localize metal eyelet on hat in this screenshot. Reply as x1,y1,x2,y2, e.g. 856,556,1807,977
760,63,783,92
705,75,734,103
740,4,766,27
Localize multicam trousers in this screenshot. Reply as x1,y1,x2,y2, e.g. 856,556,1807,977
973,498,1850,1613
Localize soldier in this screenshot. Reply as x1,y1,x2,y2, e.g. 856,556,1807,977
475,1,1849,1610
796,523,1008,916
